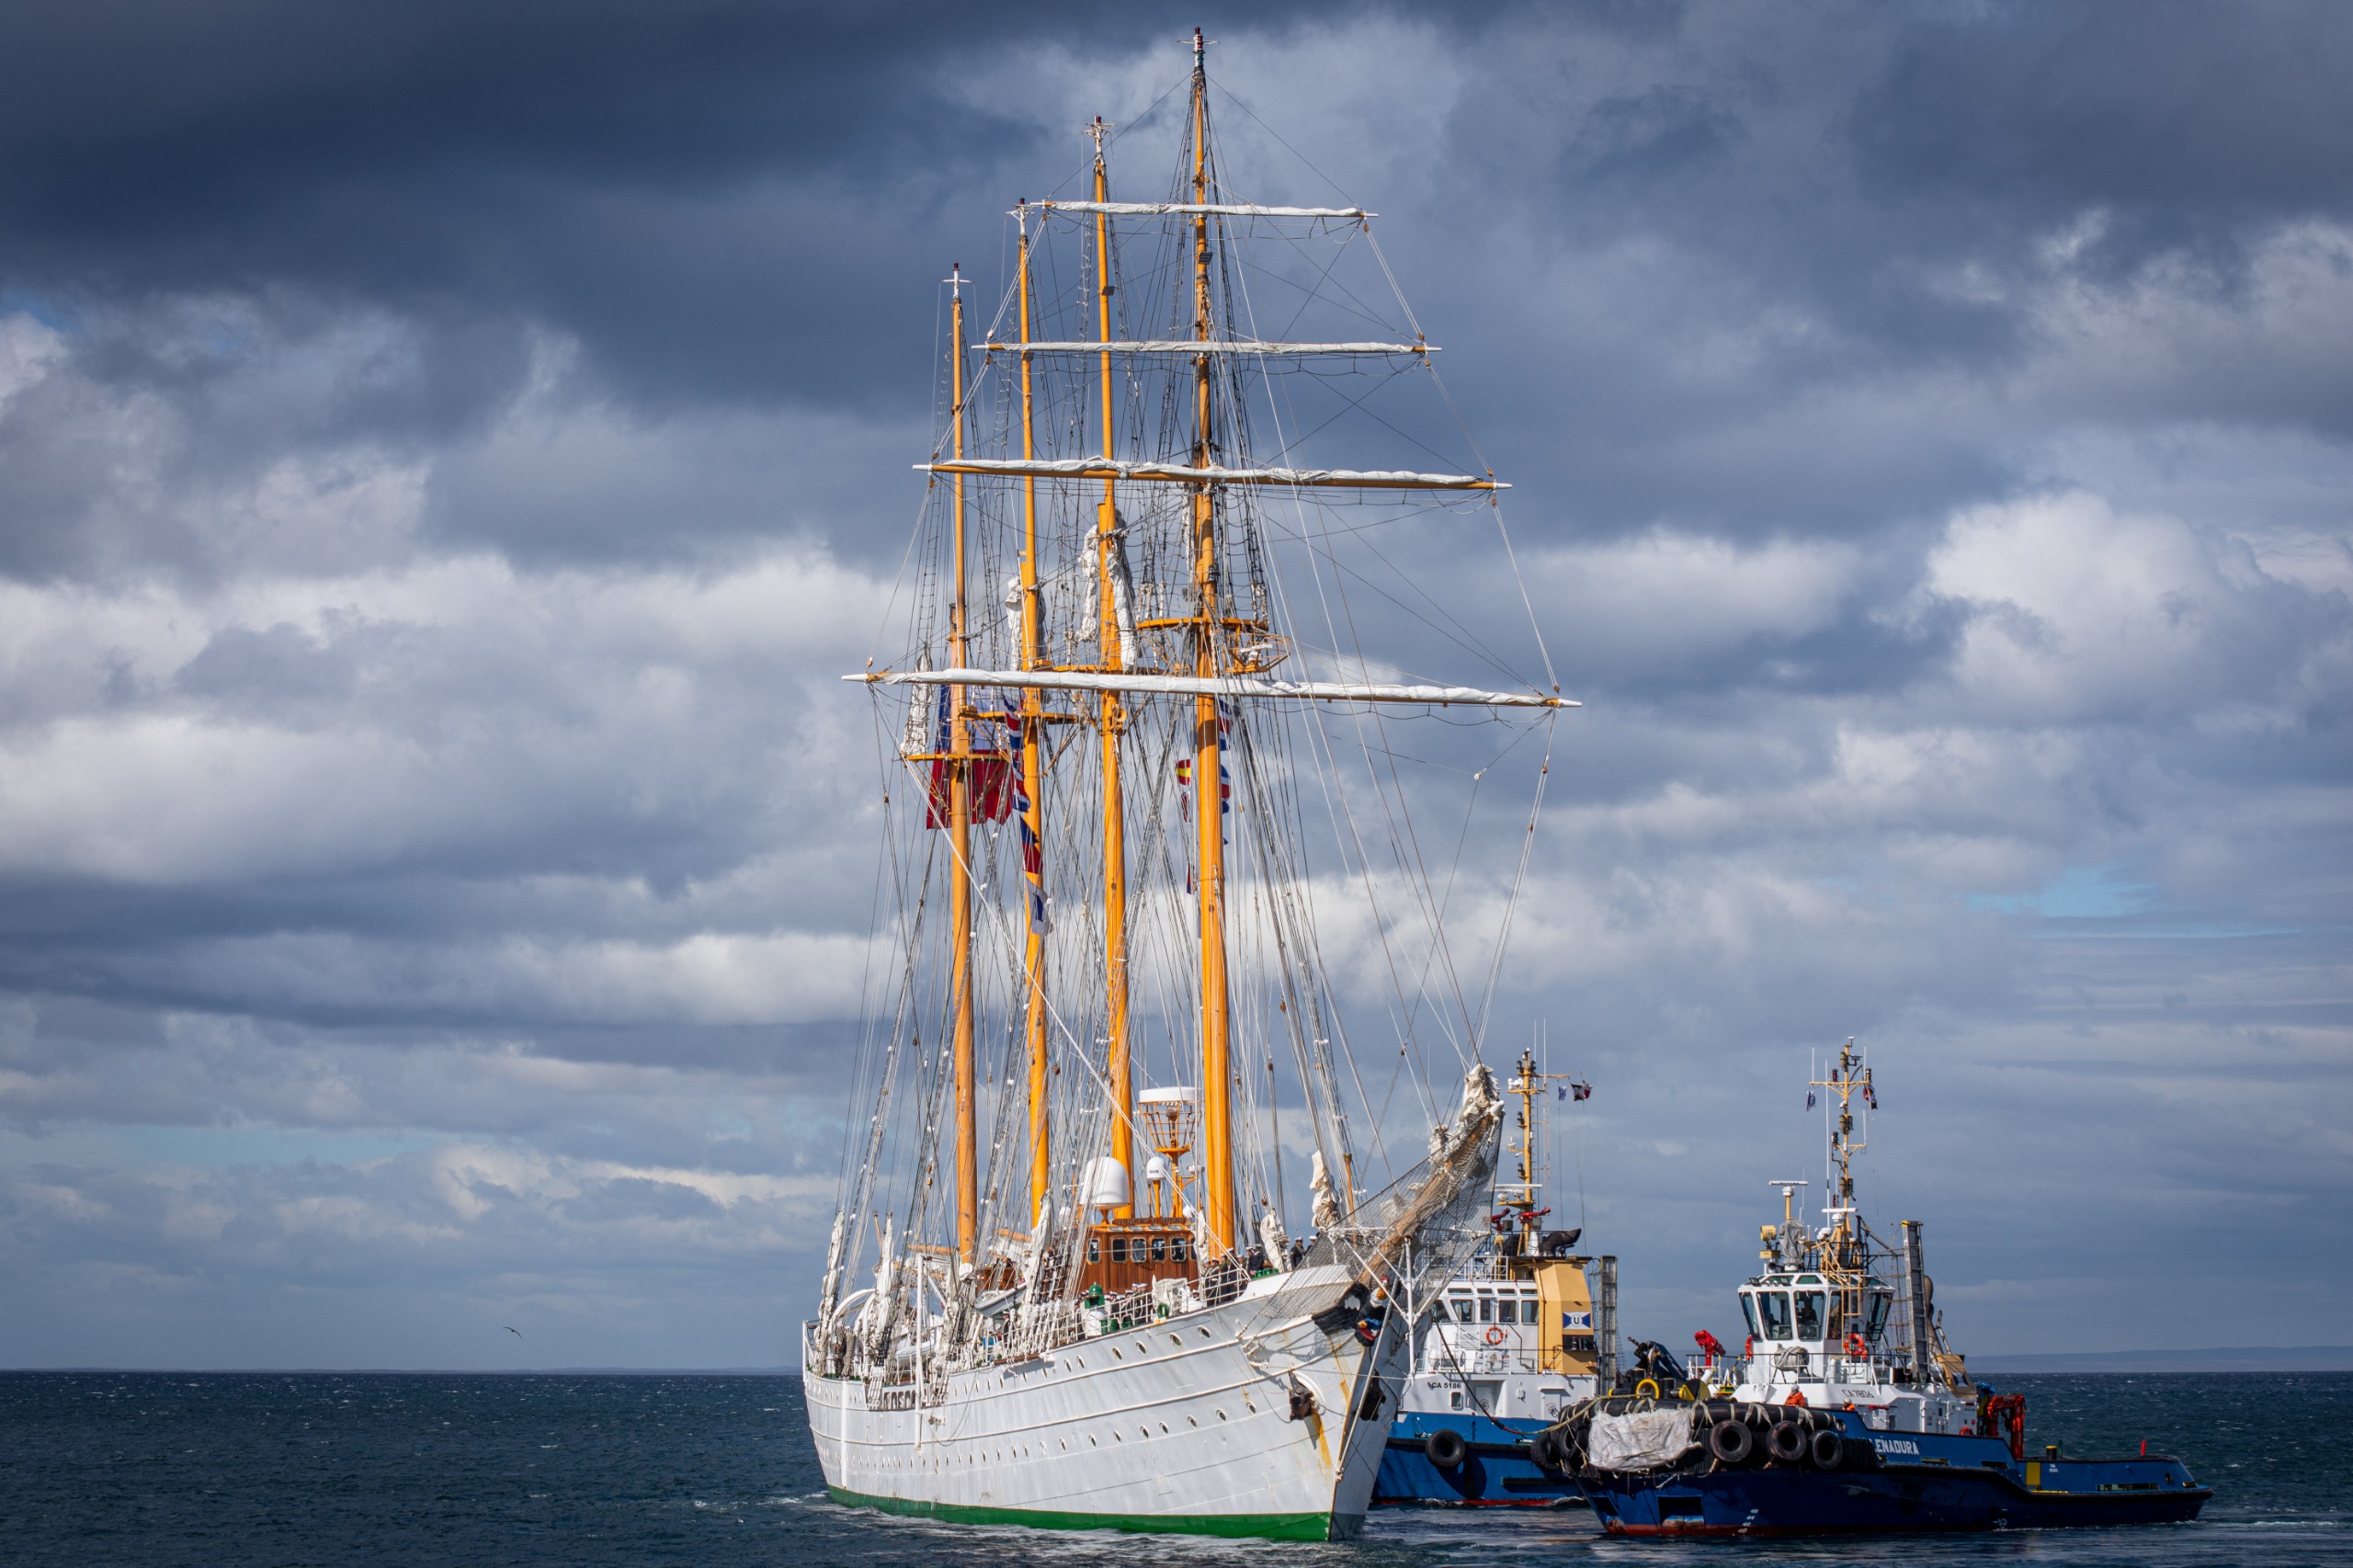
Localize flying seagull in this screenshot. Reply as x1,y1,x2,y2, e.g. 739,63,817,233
505,1326,521,1336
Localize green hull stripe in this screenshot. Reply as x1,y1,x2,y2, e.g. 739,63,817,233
827,1484,1334,1541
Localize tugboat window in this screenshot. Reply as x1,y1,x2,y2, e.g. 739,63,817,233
1496,1300,1516,1324
1479,1297,1495,1324
1794,1291,1826,1340
1740,1294,1760,1337
1866,1293,1891,1338
1758,1290,1794,1340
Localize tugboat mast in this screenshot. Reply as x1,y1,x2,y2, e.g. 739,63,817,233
1810,1037,1873,1272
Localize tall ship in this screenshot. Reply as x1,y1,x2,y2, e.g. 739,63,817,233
1559,1040,2213,1535
802,34,1569,1541
1376,1048,1608,1507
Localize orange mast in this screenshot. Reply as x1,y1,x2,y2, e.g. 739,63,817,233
1188,31,1235,1253
1017,216,1051,1228
1090,119,1135,1219
946,264,978,1266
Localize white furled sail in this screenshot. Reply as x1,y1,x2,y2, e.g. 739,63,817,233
849,667,1576,710
1034,200,1370,219
919,457,1505,490
983,340,1431,356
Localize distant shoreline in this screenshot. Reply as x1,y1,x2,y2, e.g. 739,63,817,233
1971,1346,2353,1372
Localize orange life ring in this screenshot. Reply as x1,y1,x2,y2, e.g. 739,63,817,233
1483,1325,1507,1346
1845,1333,1867,1360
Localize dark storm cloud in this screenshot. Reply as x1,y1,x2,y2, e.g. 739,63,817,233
1856,2,2353,222
0,1,1356,413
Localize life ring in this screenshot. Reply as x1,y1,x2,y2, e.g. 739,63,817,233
1484,1325,1507,1346
1844,1333,1867,1360
1633,1377,1662,1399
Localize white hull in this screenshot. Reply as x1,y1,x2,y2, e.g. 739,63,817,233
805,1271,1400,1540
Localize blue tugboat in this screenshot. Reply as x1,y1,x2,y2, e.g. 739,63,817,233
1562,1040,2212,1536
1376,1048,1603,1507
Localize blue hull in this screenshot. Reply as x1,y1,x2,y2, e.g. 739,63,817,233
1583,1415,2210,1537
1375,1411,1586,1507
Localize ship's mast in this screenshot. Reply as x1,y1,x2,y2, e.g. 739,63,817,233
1188,28,1236,1253
1498,1042,1587,1246
1810,1037,1872,1266
1089,118,1135,1220
946,264,978,1266
1016,214,1051,1228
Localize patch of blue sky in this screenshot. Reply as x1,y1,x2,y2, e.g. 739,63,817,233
0,290,84,334
0,1124,440,1171
1969,864,2158,919
1970,865,2304,938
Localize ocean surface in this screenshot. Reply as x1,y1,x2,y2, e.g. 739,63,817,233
4,1370,2344,1566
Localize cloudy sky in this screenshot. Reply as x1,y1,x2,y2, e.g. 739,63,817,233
3,0,2347,1369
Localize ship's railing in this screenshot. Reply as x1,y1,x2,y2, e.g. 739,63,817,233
1727,1346,1900,1385
1097,1282,1156,1330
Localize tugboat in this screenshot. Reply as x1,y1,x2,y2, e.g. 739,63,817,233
1375,1050,1604,1507
1560,1040,2212,1536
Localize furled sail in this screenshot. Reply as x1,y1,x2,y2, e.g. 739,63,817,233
1033,200,1369,219
982,340,1430,356
850,667,1575,710
919,458,1504,490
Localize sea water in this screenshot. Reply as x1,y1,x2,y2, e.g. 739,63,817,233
4,1370,2343,1565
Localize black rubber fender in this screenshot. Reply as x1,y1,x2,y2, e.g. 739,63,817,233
1423,1427,1468,1471
1767,1419,1810,1465
1707,1418,1756,1466
1809,1426,1847,1470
